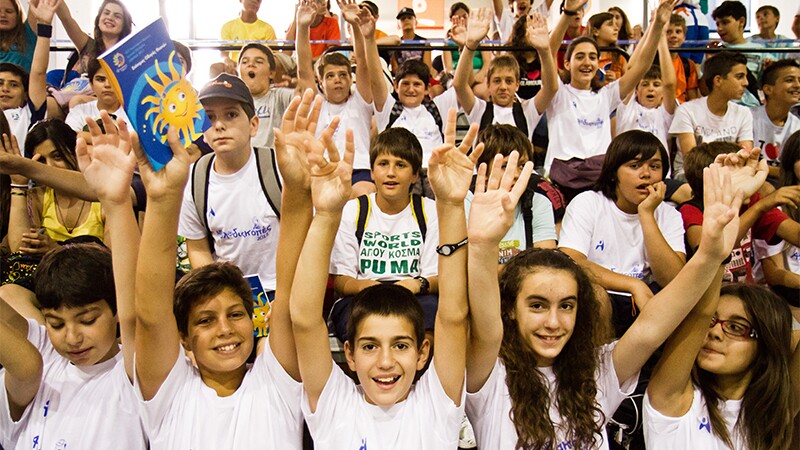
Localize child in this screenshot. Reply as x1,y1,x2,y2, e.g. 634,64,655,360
391,7,433,76
679,143,799,283
454,9,557,141
751,59,800,180
644,283,797,449
0,109,144,449
285,0,340,61
64,59,130,132
559,130,687,334
749,5,794,62
616,22,677,150
586,12,626,85
672,0,710,65
667,14,700,104
710,0,763,106
328,127,439,343
464,136,744,450
133,91,326,448
0,0,39,72
290,109,481,448
669,51,754,178
213,0,277,76
545,0,674,202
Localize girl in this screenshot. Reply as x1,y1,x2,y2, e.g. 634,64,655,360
545,0,676,201
608,6,634,52
644,282,798,449
464,151,745,449
559,130,686,334
585,12,626,85
0,0,38,72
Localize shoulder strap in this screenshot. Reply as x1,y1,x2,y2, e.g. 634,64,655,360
521,186,534,249
479,101,495,131
679,56,691,83
253,147,282,218
355,195,371,246
191,153,216,253
511,102,529,137
410,194,427,242
385,100,406,131
422,98,445,140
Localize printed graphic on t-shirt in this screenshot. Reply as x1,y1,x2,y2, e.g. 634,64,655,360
693,125,737,144
359,230,423,276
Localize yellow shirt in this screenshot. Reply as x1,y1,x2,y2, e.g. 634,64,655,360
221,17,277,61
41,188,104,242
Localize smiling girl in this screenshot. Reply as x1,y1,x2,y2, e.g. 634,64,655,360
0,0,39,72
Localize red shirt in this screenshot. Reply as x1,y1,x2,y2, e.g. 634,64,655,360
310,16,341,58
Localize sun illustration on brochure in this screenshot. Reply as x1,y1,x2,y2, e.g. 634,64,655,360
141,51,204,144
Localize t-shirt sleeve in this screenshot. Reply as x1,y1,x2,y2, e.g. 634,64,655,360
531,192,557,243
135,348,192,435
596,342,639,418
220,20,233,40
330,200,360,277
669,103,695,135
263,23,277,41
301,364,358,442
604,79,623,108
658,205,687,254
433,87,458,119
752,238,784,261
0,319,45,436
419,199,439,278
418,361,465,444
374,95,395,130
178,169,209,240
64,107,85,131
557,193,596,255
467,97,487,121
736,105,754,142
522,97,543,131
678,203,703,231
254,337,303,420
750,197,789,243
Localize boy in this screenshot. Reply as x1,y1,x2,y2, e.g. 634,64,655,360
133,91,323,448
454,8,557,142
749,5,793,61
0,108,144,449
65,59,131,132
328,127,440,343
297,0,374,196
213,0,277,76
289,107,479,449
669,50,753,178
751,59,800,179
680,143,799,283
667,14,700,103
616,22,677,150
710,0,763,105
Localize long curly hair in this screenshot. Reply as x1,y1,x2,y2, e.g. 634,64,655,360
499,249,605,449
92,0,133,55
508,15,536,64
693,284,793,450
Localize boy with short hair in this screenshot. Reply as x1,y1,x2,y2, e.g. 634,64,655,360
667,14,700,103
751,59,800,179
65,59,131,132
749,5,792,61
213,0,277,76
328,127,440,343
454,8,557,141
669,50,754,178
710,0,763,105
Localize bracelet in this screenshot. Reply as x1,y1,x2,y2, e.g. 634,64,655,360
10,183,28,189
436,237,468,256
465,44,478,52
37,23,53,38
563,9,579,16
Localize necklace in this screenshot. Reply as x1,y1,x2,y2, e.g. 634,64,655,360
54,191,87,234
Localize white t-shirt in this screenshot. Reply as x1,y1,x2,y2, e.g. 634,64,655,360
317,90,374,170
330,193,438,281
558,191,685,286
753,238,800,276
375,88,458,168
468,97,542,140
65,100,131,132
179,149,280,290
0,319,145,450
750,105,800,168
464,190,556,263
643,386,744,450
616,95,674,150
3,100,45,154
303,362,464,449
137,338,303,449
466,343,638,450
545,79,623,173
253,87,295,149
669,97,754,151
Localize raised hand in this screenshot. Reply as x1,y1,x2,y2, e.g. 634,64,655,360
712,147,768,199
309,120,354,213
699,164,743,262
76,111,136,206
449,16,467,48
638,181,666,216
131,126,192,203
297,0,315,28
354,5,376,38
563,0,589,14
655,0,679,25
526,12,550,51
337,0,360,25
274,89,323,192
468,152,533,245
465,8,491,49
428,108,484,205
0,133,28,185
28,0,60,25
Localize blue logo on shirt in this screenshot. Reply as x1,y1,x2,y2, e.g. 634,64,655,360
699,417,711,433
595,240,605,251
359,438,367,450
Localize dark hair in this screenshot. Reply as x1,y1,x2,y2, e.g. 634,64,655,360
172,40,193,74
593,130,668,201
509,15,537,63
24,120,79,171
778,130,800,222
238,42,276,72
760,58,800,92
683,141,739,197
499,249,604,449
608,6,632,42
563,37,604,91
394,59,430,87
34,243,116,314
0,112,12,240
587,12,616,43
87,58,103,80
641,64,663,81
449,2,469,17
693,284,793,450
173,262,254,337
703,51,748,91
755,5,779,18
669,13,687,30
0,1,27,54
360,0,379,17
476,124,533,168
346,284,425,348
369,127,422,176
93,0,134,55
712,0,748,23
315,51,351,80
487,54,521,83
0,62,29,93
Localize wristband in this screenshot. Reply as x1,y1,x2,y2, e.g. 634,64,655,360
10,183,29,189
721,253,732,265
563,9,579,16
436,238,468,256
37,23,53,38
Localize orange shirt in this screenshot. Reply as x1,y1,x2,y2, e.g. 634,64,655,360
310,16,342,58
672,55,698,104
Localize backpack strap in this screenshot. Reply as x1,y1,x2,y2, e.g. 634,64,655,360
410,193,427,242
253,147,282,218
679,56,691,84
511,102,529,137
355,195,371,246
479,101,495,131
191,153,216,253
521,187,534,249
385,99,406,131
422,98,444,140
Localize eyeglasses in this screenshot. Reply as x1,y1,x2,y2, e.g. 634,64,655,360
709,316,758,339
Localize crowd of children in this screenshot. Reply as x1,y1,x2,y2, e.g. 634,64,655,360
0,0,799,449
